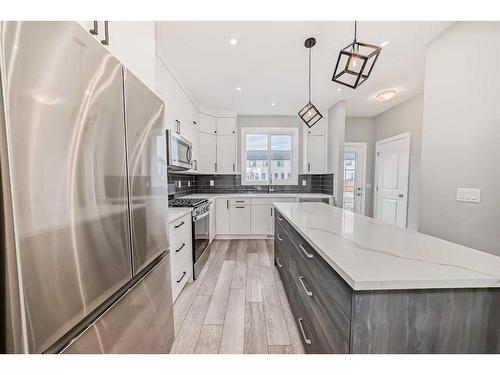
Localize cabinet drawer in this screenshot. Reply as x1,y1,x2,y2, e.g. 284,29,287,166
171,235,192,270
276,211,352,318
229,198,250,205
171,255,192,302
293,260,350,353
170,214,191,243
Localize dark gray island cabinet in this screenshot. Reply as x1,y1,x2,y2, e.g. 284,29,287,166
273,203,500,354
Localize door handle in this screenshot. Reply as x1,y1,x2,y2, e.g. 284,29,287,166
175,243,186,253
276,234,283,241
299,243,314,259
299,276,313,296
398,194,404,198
232,163,235,172
176,271,187,283
226,199,229,210
297,318,312,345
89,21,98,35
276,258,283,268
270,207,273,217
277,215,283,221
214,162,217,172
308,162,311,172
101,21,109,45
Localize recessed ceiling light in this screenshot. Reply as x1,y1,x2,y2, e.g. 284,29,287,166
271,102,276,106
229,38,238,45
337,88,342,92
236,87,242,91
381,40,390,47
375,89,397,102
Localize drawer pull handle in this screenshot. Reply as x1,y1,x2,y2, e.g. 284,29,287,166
299,243,314,259
297,318,312,345
276,258,283,268
277,215,283,221
176,271,187,283
175,243,186,253
299,276,313,296
276,234,283,241
174,221,185,229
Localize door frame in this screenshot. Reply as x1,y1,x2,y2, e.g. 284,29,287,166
373,132,411,228
343,142,367,215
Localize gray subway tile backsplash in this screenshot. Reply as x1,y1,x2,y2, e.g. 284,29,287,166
168,172,333,197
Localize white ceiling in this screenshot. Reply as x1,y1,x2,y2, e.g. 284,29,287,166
156,21,452,117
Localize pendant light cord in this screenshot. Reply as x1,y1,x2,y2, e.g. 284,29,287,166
308,46,311,103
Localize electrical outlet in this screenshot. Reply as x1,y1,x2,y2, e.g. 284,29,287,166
210,180,214,186
177,181,182,188
188,181,191,187
456,188,481,203
302,180,307,186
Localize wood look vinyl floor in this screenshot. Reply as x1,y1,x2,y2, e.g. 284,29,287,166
170,240,305,354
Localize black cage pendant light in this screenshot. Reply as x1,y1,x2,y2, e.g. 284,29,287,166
298,37,323,128
332,21,382,89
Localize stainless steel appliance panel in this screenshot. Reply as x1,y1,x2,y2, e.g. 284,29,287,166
123,69,168,274
61,255,174,354
1,21,132,352
192,206,210,279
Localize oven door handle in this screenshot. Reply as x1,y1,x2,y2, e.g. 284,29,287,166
193,210,209,222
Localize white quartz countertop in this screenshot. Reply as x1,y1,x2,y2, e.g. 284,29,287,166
182,193,333,201
168,207,192,223
274,202,500,291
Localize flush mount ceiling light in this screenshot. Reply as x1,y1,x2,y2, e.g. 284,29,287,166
298,37,323,128
236,87,242,91
332,21,382,89
375,89,397,102
229,38,238,45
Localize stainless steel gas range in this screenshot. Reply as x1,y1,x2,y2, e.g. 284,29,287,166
168,198,211,279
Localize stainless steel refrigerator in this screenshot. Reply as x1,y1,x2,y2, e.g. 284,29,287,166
0,21,174,353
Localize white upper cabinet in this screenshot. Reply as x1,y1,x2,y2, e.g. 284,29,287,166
199,114,217,134
305,117,326,136
306,135,326,174
216,118,236,135
216,135,236,174
198,132,217,174
78,21,156,91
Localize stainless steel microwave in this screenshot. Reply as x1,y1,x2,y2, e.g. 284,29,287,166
166,129,193,171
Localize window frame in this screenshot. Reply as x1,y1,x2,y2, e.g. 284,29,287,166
241,127,299,186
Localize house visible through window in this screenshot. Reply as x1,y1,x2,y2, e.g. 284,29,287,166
241,127,298,185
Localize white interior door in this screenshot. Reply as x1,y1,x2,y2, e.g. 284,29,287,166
374,133,410,228
343,143,367,214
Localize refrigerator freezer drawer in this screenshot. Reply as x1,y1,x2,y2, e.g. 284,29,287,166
61,255,174,354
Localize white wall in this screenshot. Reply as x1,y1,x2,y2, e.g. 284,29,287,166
420,22,500,256
327,101,346,206
373,95,423,230
345,117,375,217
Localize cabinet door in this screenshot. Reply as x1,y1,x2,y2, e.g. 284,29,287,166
198,132,217,174
216,135,236,174
216,117,236,135
199,113,217,134
251,205,274,235
305,117,325,136
190,108,200,172
105,22,156,91
209,200,215,242
215,198,230,235
229,205,251,235
307,135,326,174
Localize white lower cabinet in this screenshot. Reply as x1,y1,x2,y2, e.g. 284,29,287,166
215,198,230,235
214,196,299,237
229,204,251,234
169,212,193,302
250,205,274,235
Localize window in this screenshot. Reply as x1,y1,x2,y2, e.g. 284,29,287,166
241,127,298,185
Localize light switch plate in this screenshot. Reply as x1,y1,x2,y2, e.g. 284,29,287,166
456,188,481,203
302,180,307,186
210,180,214,186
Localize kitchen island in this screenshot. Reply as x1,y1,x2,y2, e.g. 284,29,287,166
273,202,500,354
